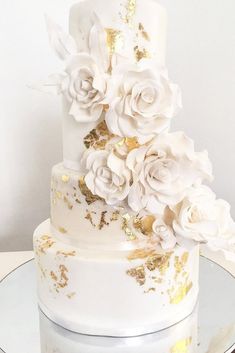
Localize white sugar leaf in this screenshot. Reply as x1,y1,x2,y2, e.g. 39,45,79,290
89,13,109,71
45,15,77,60
29,74,64,95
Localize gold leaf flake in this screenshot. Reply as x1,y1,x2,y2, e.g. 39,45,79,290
110,210,120,221
168,278,193,305
58,227,67,234
139,23,150,41
67,292,76,299
124,0,136,27
83,121,114,150
38,236,55,254
61,175,70,183
98,211,109,230
105,28,124,53
146,252,172,275
133,215,155,236
127,248,156,261
174,252,189,279
56,191,62,199
134,46,151,62
127,265,146,286
63,196,73,210
56,250,76,258
79,177,103,205
144,287,156,294
171,337,192,353
85,210,96,228
50,271,58,282
121,214,137,240
125,137,140,151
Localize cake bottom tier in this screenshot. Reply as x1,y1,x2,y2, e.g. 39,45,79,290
40,307,198,353
34,220,199,337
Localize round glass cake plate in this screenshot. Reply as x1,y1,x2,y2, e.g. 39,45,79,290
0,257,234,353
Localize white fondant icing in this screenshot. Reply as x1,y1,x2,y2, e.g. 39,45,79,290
34,219,199,336
40,306,198,353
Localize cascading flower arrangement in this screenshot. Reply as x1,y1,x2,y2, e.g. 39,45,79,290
39,10,235,260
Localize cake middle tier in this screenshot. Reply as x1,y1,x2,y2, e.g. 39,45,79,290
51,163,169,250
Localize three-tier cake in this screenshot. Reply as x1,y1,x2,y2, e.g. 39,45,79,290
34,0,235,337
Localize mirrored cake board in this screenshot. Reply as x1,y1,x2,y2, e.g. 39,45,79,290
0,257,235,353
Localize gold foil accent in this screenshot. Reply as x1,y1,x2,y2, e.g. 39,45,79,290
144,287,156,294
110,210,120,221
127,248,156,261
38,235,55,254
56,250,76,258
50,271,58,282
79,177,103,205
83,121,114,150
124,0,136,27
61,174,70,183
133,215,155,236
126,265,146,286
105,28,124,53
98,211,109,230
125,137,140,151
139,23,150,41
122,213,137,240
168,278,193,305
134,46,151,61
171,337,192,353
85,210,96,228
63,196,73,210
174,252,189,280
58,227,67,234
146,253,172,275
56,191,62,199
67,292,76,299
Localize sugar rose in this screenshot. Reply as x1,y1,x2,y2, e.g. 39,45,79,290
82,148,131,205
61,54,108,122
127,132,213,213
105,61,182,143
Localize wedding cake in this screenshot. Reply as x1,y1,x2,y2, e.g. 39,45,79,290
34,0,235,337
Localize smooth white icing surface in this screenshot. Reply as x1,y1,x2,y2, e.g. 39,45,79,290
40,306,198,352
34,219,199,336
63,0,167,171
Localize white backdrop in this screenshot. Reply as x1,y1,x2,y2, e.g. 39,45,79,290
0,0,235,251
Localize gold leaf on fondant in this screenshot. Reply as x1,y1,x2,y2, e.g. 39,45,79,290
58,227,67,234
56,250,76,257
61,174,70,183
105,28,124,54
168,277,193,305
79,177,104,205
83,121,114,150
170,337,192,353
138,23,150,42
134,46,151,62
126,265,146,286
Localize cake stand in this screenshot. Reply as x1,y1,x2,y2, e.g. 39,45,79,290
0,257,234,353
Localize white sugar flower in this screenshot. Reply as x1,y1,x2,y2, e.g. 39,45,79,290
81,149,131,205
171,185,235,249
152,219,176,250
126,132,213,213
61,54,108,122
105,61,182,143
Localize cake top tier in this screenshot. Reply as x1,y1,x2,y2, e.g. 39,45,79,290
60,0,168,171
